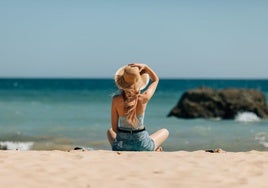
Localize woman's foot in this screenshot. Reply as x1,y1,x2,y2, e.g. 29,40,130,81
155,146,163,152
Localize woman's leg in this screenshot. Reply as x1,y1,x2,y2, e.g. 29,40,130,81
150,128,169,151
107,128,117,146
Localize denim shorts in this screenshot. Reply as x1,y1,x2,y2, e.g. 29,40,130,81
112,130,155,151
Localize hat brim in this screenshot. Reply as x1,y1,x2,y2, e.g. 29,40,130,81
115,65,150,90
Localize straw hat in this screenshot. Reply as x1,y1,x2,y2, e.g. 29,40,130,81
115,65,149,90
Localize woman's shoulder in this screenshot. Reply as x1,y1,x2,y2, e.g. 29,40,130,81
112,94,124,102
138,93,150,104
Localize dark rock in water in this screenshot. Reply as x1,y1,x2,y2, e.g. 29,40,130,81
168,87,268,119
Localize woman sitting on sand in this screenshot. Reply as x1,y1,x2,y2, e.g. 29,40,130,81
107,63,169,151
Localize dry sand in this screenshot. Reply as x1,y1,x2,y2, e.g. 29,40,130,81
0,150,268,188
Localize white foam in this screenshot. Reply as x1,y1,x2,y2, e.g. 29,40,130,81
235,112,261,122
260,142,268,148
255,132,268,148
0,141,34,150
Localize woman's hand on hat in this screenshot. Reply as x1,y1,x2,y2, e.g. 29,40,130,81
128,63,147,73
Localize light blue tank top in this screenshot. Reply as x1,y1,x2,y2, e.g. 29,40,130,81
118,114,144,130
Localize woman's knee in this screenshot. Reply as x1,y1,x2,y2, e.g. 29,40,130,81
107,128,112,134
160,128,169,137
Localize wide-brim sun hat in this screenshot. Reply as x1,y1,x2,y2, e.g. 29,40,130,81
115,65,150,90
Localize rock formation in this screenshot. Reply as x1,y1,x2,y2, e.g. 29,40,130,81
168,87,268,119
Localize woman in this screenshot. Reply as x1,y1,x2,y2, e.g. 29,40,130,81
107,63,169,151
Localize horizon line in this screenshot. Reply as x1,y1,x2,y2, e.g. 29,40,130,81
0,77,267,80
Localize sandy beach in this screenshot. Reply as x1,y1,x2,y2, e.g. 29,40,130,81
0,150,268,188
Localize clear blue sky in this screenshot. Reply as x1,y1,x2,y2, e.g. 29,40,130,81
1,0,267,78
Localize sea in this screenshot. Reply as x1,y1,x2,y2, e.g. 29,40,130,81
1,78,268,152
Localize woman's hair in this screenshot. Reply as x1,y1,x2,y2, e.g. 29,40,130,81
122,87,140,128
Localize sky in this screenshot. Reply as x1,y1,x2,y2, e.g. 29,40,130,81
0,0,268,79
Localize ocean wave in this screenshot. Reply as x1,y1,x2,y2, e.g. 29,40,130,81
235,112,261,122
255,132,268,148
0,141,34,150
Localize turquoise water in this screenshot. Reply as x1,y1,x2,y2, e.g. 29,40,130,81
0,79,268,151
